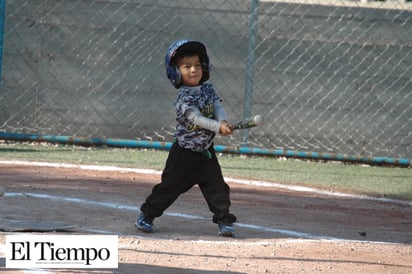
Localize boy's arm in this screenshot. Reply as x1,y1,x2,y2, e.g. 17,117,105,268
213,100,232,136
214,100,228,122
186,109,232,136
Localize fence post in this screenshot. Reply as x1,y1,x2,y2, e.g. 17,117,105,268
242,0,259,145
0,0,5,85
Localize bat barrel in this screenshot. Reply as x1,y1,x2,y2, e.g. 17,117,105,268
230,114,264,130
253,114,264,125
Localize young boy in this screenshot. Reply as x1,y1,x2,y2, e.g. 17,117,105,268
135,39,237,237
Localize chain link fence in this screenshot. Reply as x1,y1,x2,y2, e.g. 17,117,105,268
1,0,411,161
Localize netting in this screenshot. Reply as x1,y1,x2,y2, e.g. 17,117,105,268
1,0,411,160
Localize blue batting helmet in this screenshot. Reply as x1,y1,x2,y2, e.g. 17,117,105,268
165,39,210,88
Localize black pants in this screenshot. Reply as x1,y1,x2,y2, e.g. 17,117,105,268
140,142,236,224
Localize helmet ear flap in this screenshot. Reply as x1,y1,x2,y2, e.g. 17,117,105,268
166,66,182,88
201,62,210,84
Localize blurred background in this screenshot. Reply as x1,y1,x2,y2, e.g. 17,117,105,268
0,0,411,161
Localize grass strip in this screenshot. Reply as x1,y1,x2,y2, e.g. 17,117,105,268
1,142,411,201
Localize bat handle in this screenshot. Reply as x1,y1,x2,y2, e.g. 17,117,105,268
228,122,240,130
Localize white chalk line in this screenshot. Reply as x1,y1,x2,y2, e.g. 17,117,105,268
5,192,335,240
3,191,404,246
1,160,411,206
0,160,410,243
0,191,405,274
0,160,162,175
0,162,406,274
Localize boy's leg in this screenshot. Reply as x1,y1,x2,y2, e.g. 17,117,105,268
198,146,237,226
140,142,198,218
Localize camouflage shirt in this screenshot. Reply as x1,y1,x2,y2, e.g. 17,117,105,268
174,83,223,151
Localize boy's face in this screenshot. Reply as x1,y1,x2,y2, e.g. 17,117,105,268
176,55,203,87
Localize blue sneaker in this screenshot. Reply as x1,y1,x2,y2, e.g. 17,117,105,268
135,213,154,233
218,223,235,237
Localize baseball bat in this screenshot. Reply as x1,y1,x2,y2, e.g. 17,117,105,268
230,114,264,130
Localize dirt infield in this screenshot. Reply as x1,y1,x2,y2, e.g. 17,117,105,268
0,162,411,273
